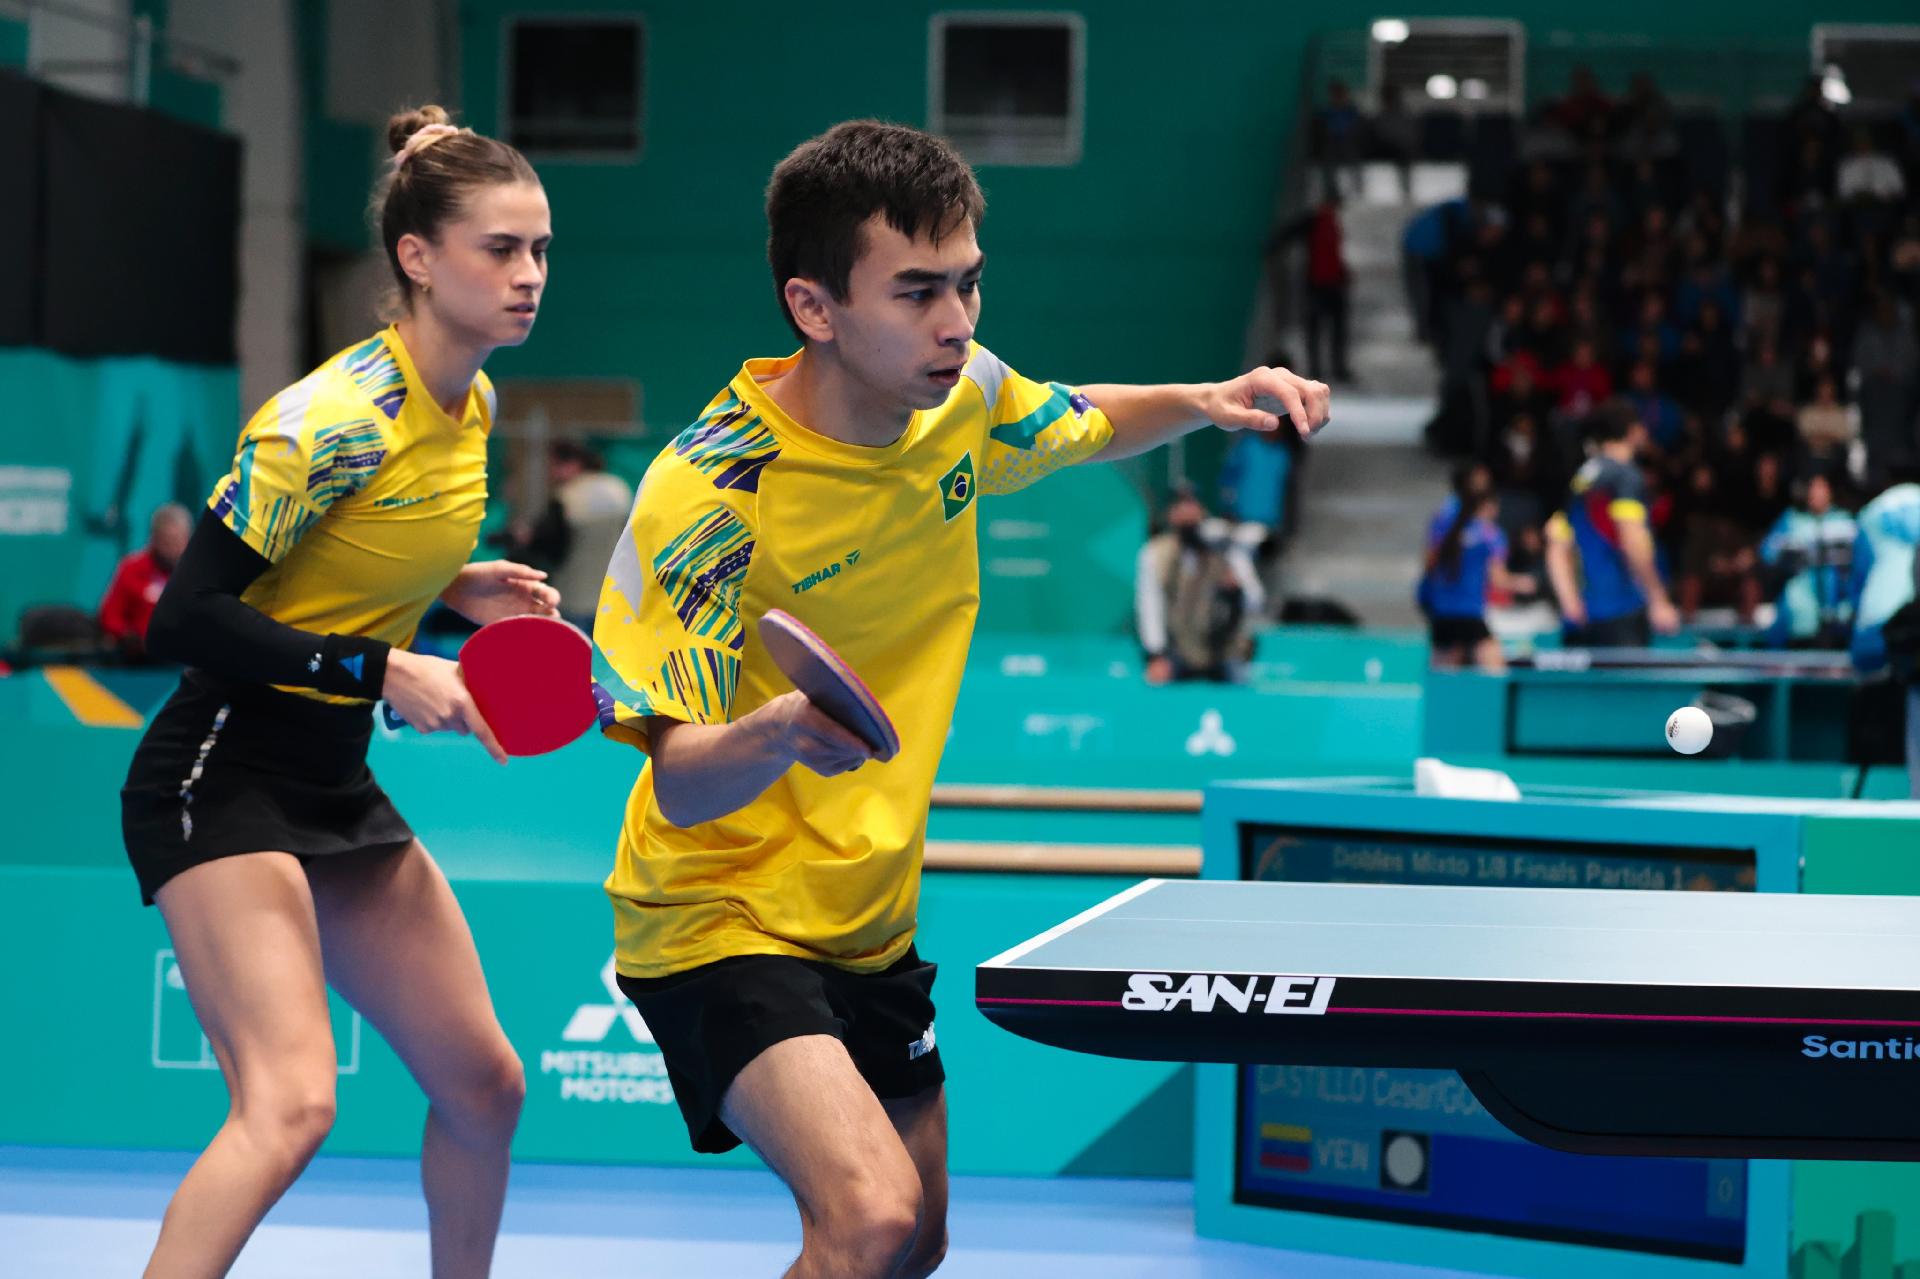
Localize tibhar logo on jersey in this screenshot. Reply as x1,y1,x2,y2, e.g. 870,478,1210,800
541,956,675,1106
1122,972,1336,1015
939,451,976,522
791,550,864,594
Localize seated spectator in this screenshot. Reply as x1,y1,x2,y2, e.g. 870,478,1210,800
1748,450,1792,536
1739,257,1786,352
1891,214,1920,314
1673,235,1741,331
1784,74,1842,155
1492,293,1530,361
1419,464,1522,673
1136,490,1263,684
1621,205,1678,298
1739,336,1796,415
1516,287,1570,366
1503,522,1551,607
1625,359,1688,457
1491,356,1555,435
1796,220,1857,328
1674,299,1740,420
1508,161,1566,243
1544,400,1681,644
1738,337,1800,459
1565,284,1616,368
1513,211,1561,276
98,503,192,659
1780,131,1836,218
1837,126,1908,240
1760,472,1856,647
1672,462,1761,625
1569,208,1620,288
1796,374,1854,466
1620,292,1683,371
1618,72,1677,158
1854,292,1920,484
1547,65,1615,143
1675,185,1730,260
1550,336,1614,418
1901,80,1920,178
1490,410,1563,524
1566,161,1625,243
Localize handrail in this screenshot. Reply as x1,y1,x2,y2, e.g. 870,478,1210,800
930,784,1202,814
923,840,1201,877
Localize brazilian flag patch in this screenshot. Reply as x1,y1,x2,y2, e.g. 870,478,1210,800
939,451,977,522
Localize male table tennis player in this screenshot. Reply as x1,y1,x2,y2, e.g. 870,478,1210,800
592,120,1330,1279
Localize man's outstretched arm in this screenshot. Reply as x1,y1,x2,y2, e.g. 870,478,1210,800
1082,366,1331,461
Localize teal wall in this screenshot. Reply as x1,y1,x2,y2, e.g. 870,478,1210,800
299,0,378,252
444,0,1920,633
455,0,1303,630
0,352,239,628
0,15,26,67
452,0,1920,437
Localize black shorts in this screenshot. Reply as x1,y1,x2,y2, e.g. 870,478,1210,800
1428,614,1491,648
617,948,944,1154
1566,611,1651,649
120,670,415,906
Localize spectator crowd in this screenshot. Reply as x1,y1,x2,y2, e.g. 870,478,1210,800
1409,69,1920,648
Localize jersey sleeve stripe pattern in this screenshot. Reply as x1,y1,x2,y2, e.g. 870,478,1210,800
988,382,1075,450
343,336,409,419
653,508,753,652
672,398,781,494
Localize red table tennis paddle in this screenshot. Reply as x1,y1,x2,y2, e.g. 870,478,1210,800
758,609,900,762
382,615,597,757
460,615,600,755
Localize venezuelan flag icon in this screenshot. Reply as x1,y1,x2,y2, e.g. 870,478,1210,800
1258,1122,1312,1173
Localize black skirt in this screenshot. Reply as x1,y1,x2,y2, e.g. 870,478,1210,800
120,670,415,905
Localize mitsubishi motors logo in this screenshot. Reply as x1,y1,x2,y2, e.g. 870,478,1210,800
562,956,655,1044
540,954,673,1106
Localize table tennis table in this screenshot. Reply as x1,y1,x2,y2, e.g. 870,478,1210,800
977,878,1920,1161
1514,647,1857,677
1427,645,1863,761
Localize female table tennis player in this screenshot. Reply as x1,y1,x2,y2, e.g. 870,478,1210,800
120,106,556,1278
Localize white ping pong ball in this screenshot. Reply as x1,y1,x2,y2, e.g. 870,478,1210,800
1665,706,1712,755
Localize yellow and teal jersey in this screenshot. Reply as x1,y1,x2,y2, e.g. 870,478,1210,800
207,325,495,700
596,343,1113,978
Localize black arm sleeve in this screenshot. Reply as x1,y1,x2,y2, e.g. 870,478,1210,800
145,511,391,699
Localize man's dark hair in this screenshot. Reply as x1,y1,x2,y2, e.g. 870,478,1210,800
765,120,986,342
1588,398,1642,446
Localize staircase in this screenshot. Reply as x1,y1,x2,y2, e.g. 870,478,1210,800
1265,162,1469,626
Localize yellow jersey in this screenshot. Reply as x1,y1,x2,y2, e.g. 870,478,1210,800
207,325,495,701
597,343,1113,977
